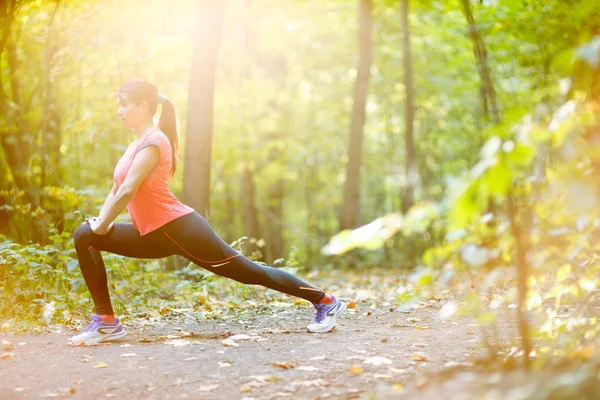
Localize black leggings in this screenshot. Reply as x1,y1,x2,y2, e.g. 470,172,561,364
73,211,326,315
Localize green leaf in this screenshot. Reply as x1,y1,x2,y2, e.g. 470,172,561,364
557,264,572,282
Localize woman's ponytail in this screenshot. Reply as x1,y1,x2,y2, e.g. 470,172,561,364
158,97,179,178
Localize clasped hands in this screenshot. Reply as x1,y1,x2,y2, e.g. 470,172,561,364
82,216,115,235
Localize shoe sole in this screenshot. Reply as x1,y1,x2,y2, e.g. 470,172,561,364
69,329,127,346
307,301,347,333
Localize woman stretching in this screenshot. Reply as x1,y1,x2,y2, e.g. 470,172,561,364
70,79,347,346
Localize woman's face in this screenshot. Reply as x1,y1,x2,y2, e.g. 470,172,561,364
116,94,149,130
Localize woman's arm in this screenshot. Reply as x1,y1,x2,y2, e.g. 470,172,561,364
92,145,160,234
98,183,118,220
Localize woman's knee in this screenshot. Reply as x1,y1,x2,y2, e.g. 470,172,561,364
73,223,93,246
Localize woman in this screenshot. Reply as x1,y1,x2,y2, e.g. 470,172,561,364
70,79,346,346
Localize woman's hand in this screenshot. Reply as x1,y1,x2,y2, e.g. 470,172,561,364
85,217,114,235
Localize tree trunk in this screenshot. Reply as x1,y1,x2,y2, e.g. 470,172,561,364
461,0,500,123
401,0,419,213
340,0,373,231
183,0,227,219
237,0,262,258
241,164,262,257
40,0,63,236
41,0,62,190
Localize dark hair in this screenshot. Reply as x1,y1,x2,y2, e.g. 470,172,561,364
117,79,179,177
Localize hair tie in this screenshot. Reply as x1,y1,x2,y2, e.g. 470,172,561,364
158,93,168,104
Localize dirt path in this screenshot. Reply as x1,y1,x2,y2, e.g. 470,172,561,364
0,298,483,400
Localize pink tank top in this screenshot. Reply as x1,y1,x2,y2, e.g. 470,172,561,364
113,129,194,235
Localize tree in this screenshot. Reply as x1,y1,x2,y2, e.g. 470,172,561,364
183,0,227,219
461,0,500,123
340,0,373,231
400,0,420,213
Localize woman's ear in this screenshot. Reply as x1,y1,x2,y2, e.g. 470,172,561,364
139,100,149,113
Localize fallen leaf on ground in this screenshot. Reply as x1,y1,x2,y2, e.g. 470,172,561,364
297,366,318,371
222,338,239,347
120,353,137,358
411,353,429,362
374,374,392,379
2,340,15,350
218,361,233,368
138,338,153,343
95,361,108,368
416,325,431,330
389,368,407,374
185,357,197,361
80,355,92,363
230,334,256,340
364,356,392,366
298,379,329,387
392,323,412,328
197,384,219,392
348,300,356,309
165,339,190,347
1,352,15,359
273,361,295,369
350,366,363,374
240,384,251,393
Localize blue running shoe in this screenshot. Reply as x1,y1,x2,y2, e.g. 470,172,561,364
307,295,347,333
69,314,126,346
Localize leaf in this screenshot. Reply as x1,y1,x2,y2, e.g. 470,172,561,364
411,353,429,362
240,384,251,393
461,244,488,267
1,352,15,359
95,361,108,368
297,366,318,371
67,258,79,273
43,301,56,323
364,356,392,366
298,379,329,387
229,334,267,342
475,311,496,326
579,277,597,292
1,340,15,350
439,301,458,320
576,36,600,68
350,365,363,374
197,384,219,392
120,353,137,358
273,361,295,369
557,264,572,282
165,339,190,347
218,361,233,368
222,338,239,347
